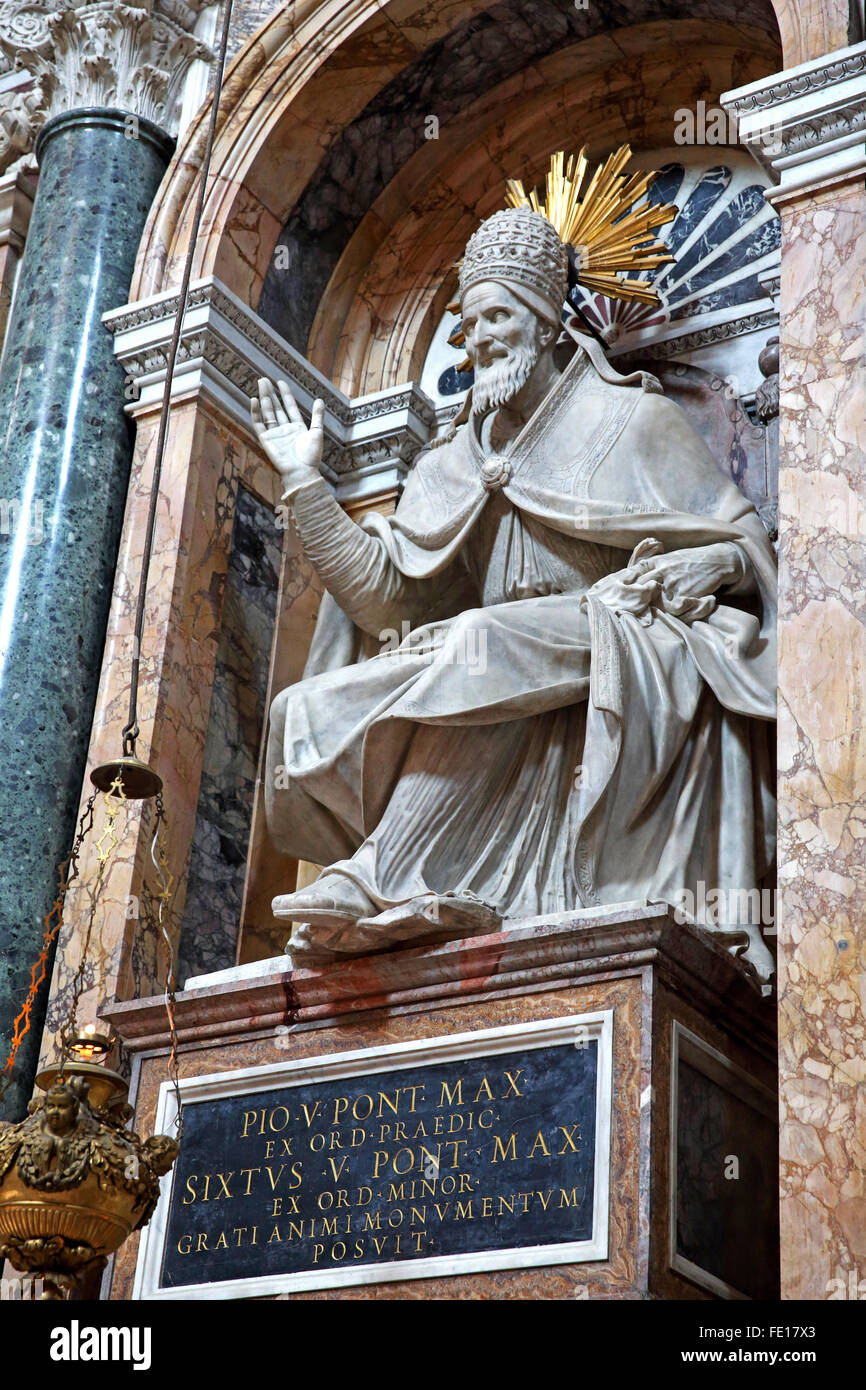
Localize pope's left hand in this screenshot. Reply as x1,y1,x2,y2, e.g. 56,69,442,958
630,542,743,617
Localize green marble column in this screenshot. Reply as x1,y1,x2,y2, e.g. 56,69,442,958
0,109,172,1119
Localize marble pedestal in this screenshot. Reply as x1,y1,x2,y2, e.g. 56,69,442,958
103,904,778,1301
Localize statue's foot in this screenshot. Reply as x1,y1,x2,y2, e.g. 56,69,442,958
272,874,377,929
283,890,502,968
357,891,501,943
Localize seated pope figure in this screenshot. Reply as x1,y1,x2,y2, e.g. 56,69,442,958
251,208,776,979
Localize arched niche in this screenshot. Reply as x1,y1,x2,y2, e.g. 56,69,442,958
128,0,841,342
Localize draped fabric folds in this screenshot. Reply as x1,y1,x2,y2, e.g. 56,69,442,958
266,335,777,978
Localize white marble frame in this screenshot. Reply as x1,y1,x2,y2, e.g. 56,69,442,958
133,1011,613,1300
668,1021,777,1301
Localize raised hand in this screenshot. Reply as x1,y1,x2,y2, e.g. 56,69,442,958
250,378,325,494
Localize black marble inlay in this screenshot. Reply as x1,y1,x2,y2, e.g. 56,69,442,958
676,1059,779,1299
160,1038,599,1289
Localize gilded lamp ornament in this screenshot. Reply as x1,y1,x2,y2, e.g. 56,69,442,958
0,1068,178,1292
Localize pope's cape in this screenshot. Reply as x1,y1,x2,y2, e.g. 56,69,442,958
272,330,777,976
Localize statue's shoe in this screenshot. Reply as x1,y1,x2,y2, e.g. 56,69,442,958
282,889,502,968
271,875,377,929
356,892,501,947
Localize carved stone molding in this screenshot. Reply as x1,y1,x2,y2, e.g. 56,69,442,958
0,0,213,171
616,309,778,366
105,276,438,505
722,42,866,203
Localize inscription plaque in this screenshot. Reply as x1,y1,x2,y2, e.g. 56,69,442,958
135,1014,612,1298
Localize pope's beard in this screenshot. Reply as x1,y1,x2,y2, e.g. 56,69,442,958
471,343,539,416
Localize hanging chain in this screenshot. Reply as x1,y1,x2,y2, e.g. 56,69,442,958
0,795,97,1100
151,791,183,1137
58,777,126,1069
121,0,236,759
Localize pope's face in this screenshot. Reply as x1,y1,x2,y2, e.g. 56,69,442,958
460,282,539,370
461,282,545,414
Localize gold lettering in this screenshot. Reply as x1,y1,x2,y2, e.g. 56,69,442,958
377,1090,400,1118
177,1234,192,1254
528,1131,550,1158
196,1233,209,1252
444,1138,469,1167
401,1085,425,1112
214,1172,233,1199
491,1134,518,1163
300,1102,320,1128
327,1156,348,1182
214,1232,228,1250
439,1079,463,1108
455,1200,473,1220
182,1175,198,1205
241,1110,260,1138
502,1070,524,1098
559,1188,580,1208
240,1167,260,1196
558,1125,581,1154
473,1077,494,1102
536,1189,554,1210
268,1225,282,1244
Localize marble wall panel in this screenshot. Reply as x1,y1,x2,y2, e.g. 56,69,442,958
776,178,866,1299
178,485,282,985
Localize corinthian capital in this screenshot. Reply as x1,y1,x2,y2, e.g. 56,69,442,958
0,0,213,169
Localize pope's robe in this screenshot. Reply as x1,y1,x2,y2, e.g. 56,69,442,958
266,336,776,976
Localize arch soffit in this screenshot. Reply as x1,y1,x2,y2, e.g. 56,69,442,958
309,20,782,394
129,0,840,338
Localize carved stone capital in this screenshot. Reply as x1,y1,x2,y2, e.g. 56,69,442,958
0,0,213,171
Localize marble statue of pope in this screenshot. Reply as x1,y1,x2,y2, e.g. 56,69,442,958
251,208,776,978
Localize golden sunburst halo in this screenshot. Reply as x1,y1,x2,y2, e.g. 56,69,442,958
447,145,677,368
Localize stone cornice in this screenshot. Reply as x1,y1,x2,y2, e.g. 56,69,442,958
0,0,212,170
615,308,778,367
104,276,438,502
722,42,866,203
100,906,775,1064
